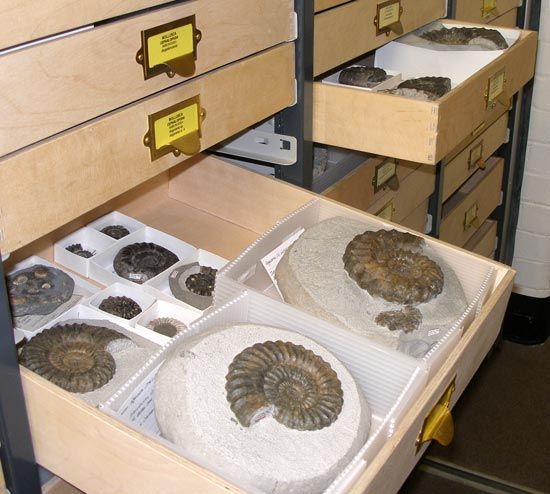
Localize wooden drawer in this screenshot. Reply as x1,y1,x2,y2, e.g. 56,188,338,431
314,0,350,13
314,0,446,76
400,199,428,233
0,0,294,156
455,0,520,25
440,157,504,247
443,112,509,201
463,219,498,258
11,155,514,494
0,43,295,255
489,8,518,28
313,23,536,164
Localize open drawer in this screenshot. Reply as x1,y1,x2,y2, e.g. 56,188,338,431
313,21,537,164
10,154,514,494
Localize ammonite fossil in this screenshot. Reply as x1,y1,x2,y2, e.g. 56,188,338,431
113,242,179,284
66,243,95,259
20,323,127,393
338,66,388,88
185,266,217,296
169,263,217,309
375,306,423,333
343,229,444,305
420,27,508,50
100,225,130,240
146,317,186,337
8,265,75,317
398,77,451,99
225,340,343,431
98,295,142,320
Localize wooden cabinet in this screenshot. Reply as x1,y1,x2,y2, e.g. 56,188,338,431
454,0,521,25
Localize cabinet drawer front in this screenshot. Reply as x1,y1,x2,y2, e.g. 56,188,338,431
463,219,498,258
488,8,518,28
0,0,294,157
314,0,446,76
0,43,295,254
440,157,504,247
443,112,508,201
400,199,428,233
315,0,350,13
455,0,520,25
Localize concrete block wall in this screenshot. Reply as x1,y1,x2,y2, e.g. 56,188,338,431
512,2,550,297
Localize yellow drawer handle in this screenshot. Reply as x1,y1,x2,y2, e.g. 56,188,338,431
372,159,399,192
464,202,481,231
376,200,395,222
481,0,497,16
416,379,455,452
374,0,404,36
468,141,485,171
485,69,507,109
137,15,202,80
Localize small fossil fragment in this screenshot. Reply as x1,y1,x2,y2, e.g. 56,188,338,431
113,242,179,284
375,306,423,333
66,243,95,259
20,323,127,393
8,265,75,317
419,26,508,50
98,296,142,320
100,225,130,240
338,66,388,88
343,229,444,305
225,340,343,431
146,317,186,337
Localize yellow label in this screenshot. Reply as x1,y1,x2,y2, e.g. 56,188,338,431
482,0,497,15
378,1,400,29
377,201,394,221
153,103,199,150
469,142,483,169
487,70,505,107
464,203,479,230
147,24,194,68
375,159,397,190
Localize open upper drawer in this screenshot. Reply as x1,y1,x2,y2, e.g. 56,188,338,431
313,21,537,164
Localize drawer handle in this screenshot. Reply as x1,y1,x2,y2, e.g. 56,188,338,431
372,158,399,192
468,141,485,171
374,0,404,36
416,379,455,452
143,95,206,161
481,0,498,17
136,15,202,80
464,202,481,231
485,69,507,109
376,200,395,222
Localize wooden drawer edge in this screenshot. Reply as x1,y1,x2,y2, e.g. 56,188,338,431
463,219,498,258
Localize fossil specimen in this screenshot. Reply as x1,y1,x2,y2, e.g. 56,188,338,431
8,265,75,317
225,340,343,431
395,76,452,100
169,263,217,309
66,243,95,259
338,66,388,88
100,225,130,240
98,295,142,319
146,317,186,337
420,27,508,50
343,229,444,305
20,323,127,393
375,306,423,333
185,266,217,296
113,242,179,284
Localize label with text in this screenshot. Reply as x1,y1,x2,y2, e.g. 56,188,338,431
376,201,394,221
378,0,401,30
147,23,194,69
468,142,484,170
374,159,397,191
153,102,199,150
487,70,505,106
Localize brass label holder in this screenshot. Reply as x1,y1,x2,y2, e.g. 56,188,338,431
468,141,485,170
372,158,399,193
482,0,497,17
416,378,456,453
485,69,507,109
376,200,395,222
374,0,403,36
143,96,206,161
136,15,202,80
464,202,481,231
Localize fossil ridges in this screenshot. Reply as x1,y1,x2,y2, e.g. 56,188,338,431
98,295,142,320
185,266,217,296
20,323,127,393
343,229,444,305
101,225,130,240
338,66,388,88
146,317,186,337
420,27,508,50
113,242,179,284
66,243,95,258
398,76,451,99
375,306,423,333
225,340,343,431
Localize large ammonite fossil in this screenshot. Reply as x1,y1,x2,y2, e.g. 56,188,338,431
66,243,95,259
343,229,444,305
113,242,179,284
100,225,130,240
146,317,186,337
225,340,343,431
98,295,142,320
20,323,127,393
338,66,387,88
8,265,75,317
420,27,508,50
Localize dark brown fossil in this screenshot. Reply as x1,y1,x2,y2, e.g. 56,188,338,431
375,306,423,333
8,265,75,317
419,27,508,50
98,295,142,320
100,225,130,240
397,76,451,99
113,242,179,284
338,66,388,88
66,243,95,259
146,317,186,337
225,340,343,431
343,229,444,305
185,266,217,296
20,323,127,393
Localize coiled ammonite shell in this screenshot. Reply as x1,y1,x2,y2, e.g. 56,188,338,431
113,242,179,284
185,266,217,296
225,340,343,431
66,243,95,258
420,27,508,50
100,225,130,240
98,295,142,320
146,317,186,337
338,66,387,88
375,306,423,333
20,323,127,393
8,265,75,317
343,229,444,305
